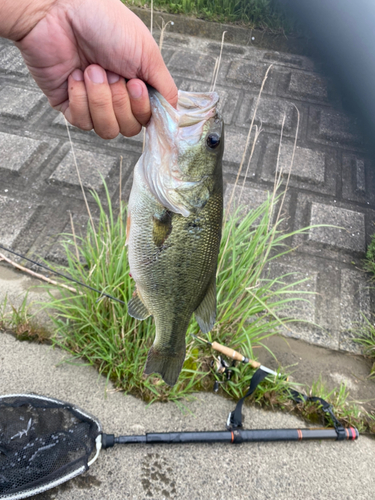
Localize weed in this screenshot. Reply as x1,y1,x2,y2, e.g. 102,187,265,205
125,0,300,34
353,314,375,375
364,231,375,276
355,231,375,374
0,293,50,343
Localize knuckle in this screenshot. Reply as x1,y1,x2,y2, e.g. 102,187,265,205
120,122,142,138
112,92,130,110
89,94,112,110
66,112,92,131
76,121,93,131
70,92,89,107
96,125,119,140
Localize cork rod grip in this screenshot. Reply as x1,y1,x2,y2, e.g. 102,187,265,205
211,342,261,369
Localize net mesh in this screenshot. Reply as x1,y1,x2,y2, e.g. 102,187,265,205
0,395,101,499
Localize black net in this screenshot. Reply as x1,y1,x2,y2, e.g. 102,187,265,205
0,395,101,499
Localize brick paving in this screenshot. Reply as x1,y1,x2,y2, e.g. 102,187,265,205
0,31,374,356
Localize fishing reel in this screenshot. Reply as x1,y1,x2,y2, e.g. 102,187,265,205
211,355,236,392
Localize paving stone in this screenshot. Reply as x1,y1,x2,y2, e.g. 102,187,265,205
268,262,318,323
0,132,42,172
168,51,219,82
309,108,363,146
0,196,38,247
46,213,94,264
49,147,118,191
222,129,251,164
340,268,371,354
226,60,269,88
237,95,297,133
52,112,72,128
355,158,366,192
308,203,366,253
223,183,269,217
207,42,246,57
0,45,29,76
314,266,341,348
262,52,314,71
277,143,325,183
287,72,328,100
0,86,44,119
341,153,375,205
258,136,337,195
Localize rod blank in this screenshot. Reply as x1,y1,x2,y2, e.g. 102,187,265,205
103,427,358,448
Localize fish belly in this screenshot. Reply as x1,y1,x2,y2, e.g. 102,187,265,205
127,177,222,386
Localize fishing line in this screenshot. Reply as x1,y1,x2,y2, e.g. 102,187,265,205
0,244,126,305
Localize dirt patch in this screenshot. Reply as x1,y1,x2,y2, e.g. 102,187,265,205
258,335,375,411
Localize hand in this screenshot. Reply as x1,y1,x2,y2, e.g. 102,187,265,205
2,0,178,139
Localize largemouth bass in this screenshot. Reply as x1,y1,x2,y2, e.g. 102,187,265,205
126,88,224,386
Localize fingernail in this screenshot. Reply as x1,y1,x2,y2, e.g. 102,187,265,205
107,71,120,84
87,66,105,84
128,81,143,99
71,69,83,81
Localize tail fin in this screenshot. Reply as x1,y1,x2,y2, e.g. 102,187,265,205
144,346,186,386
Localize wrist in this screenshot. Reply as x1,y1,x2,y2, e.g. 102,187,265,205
0,0,57,40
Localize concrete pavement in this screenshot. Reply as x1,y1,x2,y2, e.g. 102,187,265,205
1,331,374,500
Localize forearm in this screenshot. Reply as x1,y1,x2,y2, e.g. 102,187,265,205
0,0,56,40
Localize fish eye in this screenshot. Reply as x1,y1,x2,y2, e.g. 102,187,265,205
206,133,221,149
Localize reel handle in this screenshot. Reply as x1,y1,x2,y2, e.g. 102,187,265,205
211,342,261,369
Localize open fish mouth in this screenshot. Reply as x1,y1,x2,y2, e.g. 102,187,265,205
138,88,221,216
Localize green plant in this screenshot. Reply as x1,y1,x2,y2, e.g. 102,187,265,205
353,314,375,370
302,376,375,434
364,232,375,276
0,293,50,343
125,0,300,34
38,178,316,403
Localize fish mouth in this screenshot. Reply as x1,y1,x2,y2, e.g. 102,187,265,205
138,87,221,216
148,86,219,128
148,88,219,143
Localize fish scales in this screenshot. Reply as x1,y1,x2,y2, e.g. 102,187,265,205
126,88,224,386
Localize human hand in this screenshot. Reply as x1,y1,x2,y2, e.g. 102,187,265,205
2,0,177,139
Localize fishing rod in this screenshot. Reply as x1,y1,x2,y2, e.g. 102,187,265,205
0,393,359,500
102,426,357,447
191,334,351,439
0,243,126,305
192,334,282,378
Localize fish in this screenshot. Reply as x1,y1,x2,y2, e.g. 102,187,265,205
126,87,224,386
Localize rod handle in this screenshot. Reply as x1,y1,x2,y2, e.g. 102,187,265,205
211,342,261,368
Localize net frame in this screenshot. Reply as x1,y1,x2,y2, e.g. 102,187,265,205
0,394,102,500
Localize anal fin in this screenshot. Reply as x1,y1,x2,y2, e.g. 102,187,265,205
128,292,151,320
194,274,217,333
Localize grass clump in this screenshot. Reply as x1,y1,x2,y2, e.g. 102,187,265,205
0,294,50,343
40,180,312,403
364,232,375,276
355,234,375,370
126,0,300,34
297,377,375,434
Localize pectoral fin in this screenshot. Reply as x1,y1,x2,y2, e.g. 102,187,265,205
128,292,151,320
153,210,172,248
194,275,217,333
